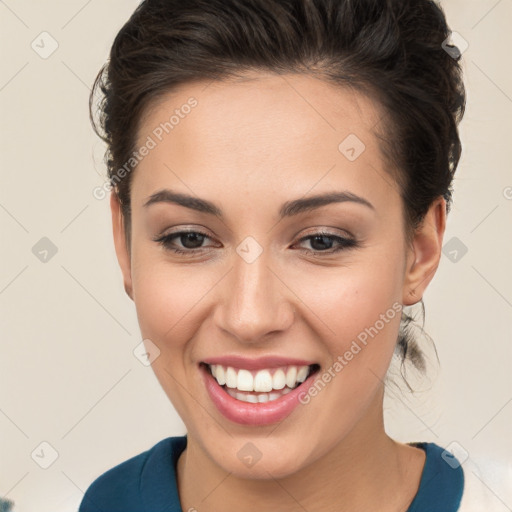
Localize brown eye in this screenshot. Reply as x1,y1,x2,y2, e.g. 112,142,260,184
295,232,358,254
154,230,214,255
174,232,207,249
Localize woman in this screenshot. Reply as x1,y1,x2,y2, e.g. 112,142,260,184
80,0,499,510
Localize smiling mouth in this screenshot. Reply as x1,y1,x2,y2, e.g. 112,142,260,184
200,362,321,403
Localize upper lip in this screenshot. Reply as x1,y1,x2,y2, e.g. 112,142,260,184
201,355,317,371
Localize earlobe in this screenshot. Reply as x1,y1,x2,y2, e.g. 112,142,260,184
110,191,134,301
402,197,446,306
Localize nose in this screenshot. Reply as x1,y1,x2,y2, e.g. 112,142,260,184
213,248,295,344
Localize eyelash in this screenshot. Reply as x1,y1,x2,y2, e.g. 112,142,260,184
153,229,359,256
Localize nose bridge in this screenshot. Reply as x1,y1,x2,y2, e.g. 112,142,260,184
215,241,294,343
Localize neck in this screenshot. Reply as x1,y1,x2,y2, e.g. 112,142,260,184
176,387,425,512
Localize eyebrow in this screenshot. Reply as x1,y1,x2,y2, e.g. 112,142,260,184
143,188,375,219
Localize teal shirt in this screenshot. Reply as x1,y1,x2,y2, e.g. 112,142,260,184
79,436,464,511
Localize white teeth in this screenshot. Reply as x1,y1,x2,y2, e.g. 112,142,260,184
254,370,273,392
237,391,258,403
227,387,289,403
208,363,315,392
237,369,253,391
285,366,297,388
225,367,238,388
213,365,226,385
272,369,286,390
296,366,309,383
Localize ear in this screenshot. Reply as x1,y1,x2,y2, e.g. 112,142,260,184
110,191,134,301
402,196,446,306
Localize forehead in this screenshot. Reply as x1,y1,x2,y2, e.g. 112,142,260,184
132,72,395,210
137,71,383,147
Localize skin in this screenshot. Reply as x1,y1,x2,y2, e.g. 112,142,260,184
110,72,446,512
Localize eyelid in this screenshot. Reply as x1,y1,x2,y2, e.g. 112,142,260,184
153,227,216,247
155,226,214,241
296,226,355,240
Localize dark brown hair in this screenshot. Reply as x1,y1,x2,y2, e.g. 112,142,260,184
89,0,465,375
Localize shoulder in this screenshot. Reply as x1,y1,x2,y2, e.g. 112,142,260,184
410,441,512,512
407,441,464,512
79,435,187,512
458,454,512,512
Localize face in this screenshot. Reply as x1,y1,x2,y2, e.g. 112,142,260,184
111,72,445,479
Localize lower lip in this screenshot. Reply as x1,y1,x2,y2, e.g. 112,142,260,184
200,364,319,426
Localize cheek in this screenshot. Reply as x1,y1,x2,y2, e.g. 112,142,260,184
130,252,208,351
291,261,404,431
290,254,404,351
129,254,212,416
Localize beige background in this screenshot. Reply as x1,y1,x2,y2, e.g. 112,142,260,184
1,1,511,510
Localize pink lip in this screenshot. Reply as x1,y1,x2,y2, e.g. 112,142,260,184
201,355,316,371
200,363,319,426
